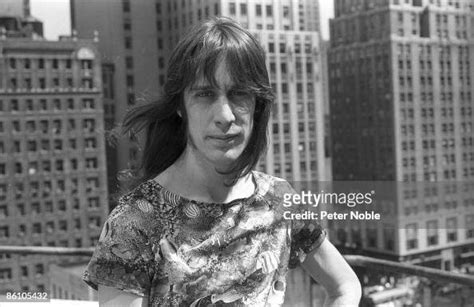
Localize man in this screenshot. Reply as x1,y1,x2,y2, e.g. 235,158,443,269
84,17,361,306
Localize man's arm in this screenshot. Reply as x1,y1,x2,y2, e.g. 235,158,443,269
98,285,148,307
301,238,362,307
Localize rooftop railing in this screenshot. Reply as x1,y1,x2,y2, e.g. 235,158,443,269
0,245,473,306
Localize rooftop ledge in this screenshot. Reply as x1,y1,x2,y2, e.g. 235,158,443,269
1,245,473,287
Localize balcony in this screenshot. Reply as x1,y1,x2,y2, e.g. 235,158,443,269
0,246,473,306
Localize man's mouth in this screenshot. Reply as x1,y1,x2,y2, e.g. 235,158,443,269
208,134,240,142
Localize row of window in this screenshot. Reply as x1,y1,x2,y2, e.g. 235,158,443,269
273,141,318,153
269,61,314,75
0,98,96,112
229,3,277,17
0,137,98,155
400,106,473,120
0,199,100,220
400,137,474,151
0,197,100,219
0,217,102,239
405,216,474,250
0,158,99,177
3,118,97,134
268,42,313,54
4,76,95,90
401,182,472,197
6,58,92,70
156,0,219,16
273,160,318,175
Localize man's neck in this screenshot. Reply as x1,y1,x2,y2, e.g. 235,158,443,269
155,149,255,203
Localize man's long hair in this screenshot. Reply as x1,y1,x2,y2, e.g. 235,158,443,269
122,17,274,184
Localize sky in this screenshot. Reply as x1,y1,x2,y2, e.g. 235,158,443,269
30,0,334,40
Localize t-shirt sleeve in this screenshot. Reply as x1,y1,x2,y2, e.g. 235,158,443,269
83,199,157,296
280,182,326,269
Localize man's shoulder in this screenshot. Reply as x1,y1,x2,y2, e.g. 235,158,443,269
114,179,168,217
252,171,295,198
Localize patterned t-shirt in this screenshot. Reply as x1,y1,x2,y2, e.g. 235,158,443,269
83,171,325,306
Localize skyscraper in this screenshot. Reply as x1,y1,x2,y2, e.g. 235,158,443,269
0,16,108,293
0,0,30,17
328,0,474,269
71,0,329,184
71,0,162,203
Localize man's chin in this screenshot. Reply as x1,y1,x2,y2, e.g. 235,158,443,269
211,151,244,170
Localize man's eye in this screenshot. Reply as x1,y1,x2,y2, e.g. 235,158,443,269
229,90,249,97
196,91,214,97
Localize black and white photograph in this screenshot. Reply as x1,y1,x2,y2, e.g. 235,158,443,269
0,0,473,306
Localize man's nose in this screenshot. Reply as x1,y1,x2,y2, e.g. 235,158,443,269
214,95,236,130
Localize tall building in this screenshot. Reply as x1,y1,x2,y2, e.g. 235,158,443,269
0,0,30,17
0,16,108,293
71,0,161,203
71,0,329,184
328,0,474,270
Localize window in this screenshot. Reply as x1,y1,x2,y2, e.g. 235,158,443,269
446,217,457,242
268,42,275,53
0,184,6,201
86,158,98,169
67,99,74,110
426,220,438,245
88,217,101,229
11,99,19,111
32,223,42,235
53,120,62,134
125,37,132,49
240,3,247,15
82,99,95,110
54,140,63,151
229,2,236,15
41,139,50,151
85,137,97,149
466,215,474,238
406,223,418,249
35,264,44,277
0,268,12,282
0,205,7,218
88,197,100,208
21,266,28,278
266,5,273,16
39,99,47,110
26,99,34,111
58,200,66,211
59,220,67,232
53,99,61,110
55,159,64,171
279,43,286,53
256,4,262,16
9,58,16,69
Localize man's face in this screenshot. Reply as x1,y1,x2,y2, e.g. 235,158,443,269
183,59,256,171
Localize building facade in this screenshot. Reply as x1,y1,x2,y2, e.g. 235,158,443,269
328,0,474,270
49,262,97,301
71,0,329,184
71,0,161,203
0,0,30,17
0,17,108,292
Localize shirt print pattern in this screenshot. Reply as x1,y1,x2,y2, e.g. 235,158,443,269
83,171,326,306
